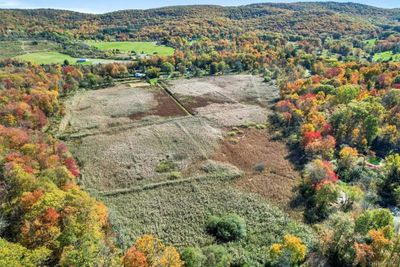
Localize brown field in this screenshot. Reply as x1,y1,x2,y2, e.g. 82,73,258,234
60,75,308,251
60,74,300,203
167,74,278,126
212,128,303,218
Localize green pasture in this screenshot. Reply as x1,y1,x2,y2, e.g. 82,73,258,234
86,41,174,56
0,40,60,59
15,51,120,65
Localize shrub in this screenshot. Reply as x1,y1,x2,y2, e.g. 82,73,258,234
123,246,148,267
355,209,394,237
168,171,182,180
379,154,400,205
145,67,160,79
181,247,206,267
161,62,174,74
155,160,177,173
304,159,338,188
202,245,231,267
133,235,183,267
256,124,267,129
318,212,356,266
263,75,271,83
253,162,265,173
0,238,51,267
269,234,307,265
206,214,246,242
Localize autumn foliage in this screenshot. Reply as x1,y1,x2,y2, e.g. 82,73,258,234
124,235,183,267
0,61,118,266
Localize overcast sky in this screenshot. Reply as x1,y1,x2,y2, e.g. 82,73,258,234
0,0,399,13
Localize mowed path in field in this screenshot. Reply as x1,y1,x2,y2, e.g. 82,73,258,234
58,75,308,251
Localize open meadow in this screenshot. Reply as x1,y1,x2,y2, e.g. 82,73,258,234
0,39,131,64
0,39,60,59
86,41,175,56
58,75,313,263
15,51,121,65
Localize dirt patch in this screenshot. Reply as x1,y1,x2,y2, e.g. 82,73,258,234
168,75,278,127
129,90,187,120
175,92,234,115
212,128,303,218
168,75,279,108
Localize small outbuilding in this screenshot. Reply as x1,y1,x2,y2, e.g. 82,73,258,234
134,73,146,78
76,58,89,63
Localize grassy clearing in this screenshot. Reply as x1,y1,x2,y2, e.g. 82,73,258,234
0,40,60,59
15,51,120,65
86,41,175,56
15,51,78,65
373,51,400,62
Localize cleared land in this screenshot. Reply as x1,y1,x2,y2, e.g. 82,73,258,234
86,41,175,56
167,75,277,126
61,75,312,262
15,51,120,65
104,178,314,256
0,39,60,59
213,128,303,219
0,39,127,64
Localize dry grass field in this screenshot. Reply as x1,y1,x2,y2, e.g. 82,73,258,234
213,128,303,219
60,75,313,263
167,75,278,126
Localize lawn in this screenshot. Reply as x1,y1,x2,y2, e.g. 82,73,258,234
86,41,175,56
15,51,121,65
15,51,78,65
373,51,400,62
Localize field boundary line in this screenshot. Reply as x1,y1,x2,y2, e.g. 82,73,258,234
58,115,195,139
95,169,242,197
158,81,193,116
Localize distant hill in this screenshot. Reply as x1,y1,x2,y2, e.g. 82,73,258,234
0,2,399,40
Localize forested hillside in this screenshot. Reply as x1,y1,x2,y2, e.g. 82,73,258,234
0,2,398,40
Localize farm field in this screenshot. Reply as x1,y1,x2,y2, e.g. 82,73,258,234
0,39,133,64
60,75,312,263
167,75,278,125
15,51,121,65
0,39,60,59
86,41,175,56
